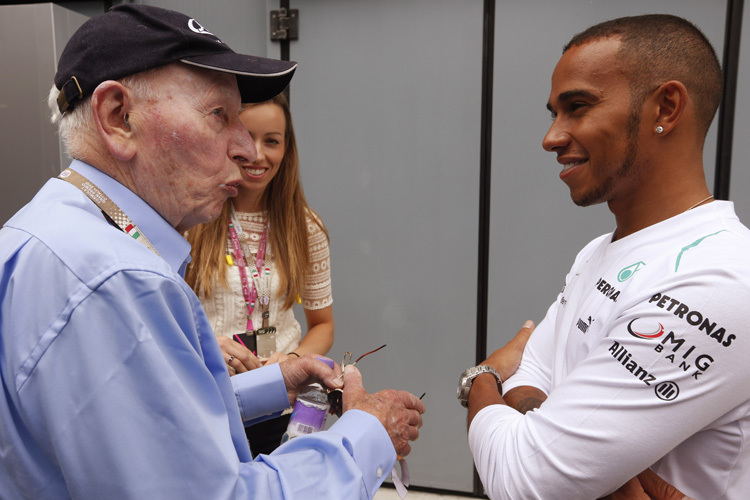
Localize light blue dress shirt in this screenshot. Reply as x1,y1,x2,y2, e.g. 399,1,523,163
0,160,395,499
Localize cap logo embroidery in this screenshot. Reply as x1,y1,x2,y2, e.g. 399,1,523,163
54,4,296,110
188,19,215,37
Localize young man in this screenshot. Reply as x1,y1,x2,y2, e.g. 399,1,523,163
0,5,424,499
460,14,749,499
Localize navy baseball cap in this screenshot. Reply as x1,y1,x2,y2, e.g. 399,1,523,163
55,4,297,113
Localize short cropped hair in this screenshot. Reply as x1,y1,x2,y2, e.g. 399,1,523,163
564,14,723,140
48,70,159,160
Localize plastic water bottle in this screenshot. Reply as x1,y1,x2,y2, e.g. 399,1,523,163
280,357,334,443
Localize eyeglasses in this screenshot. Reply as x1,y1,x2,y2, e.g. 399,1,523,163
327,344,387,417
341,343,387,370
326,344,425,417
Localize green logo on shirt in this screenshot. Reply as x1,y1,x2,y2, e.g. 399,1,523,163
675,230,726,272
617,261,646,282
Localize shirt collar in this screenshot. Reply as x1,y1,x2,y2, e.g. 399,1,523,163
69,160,192,275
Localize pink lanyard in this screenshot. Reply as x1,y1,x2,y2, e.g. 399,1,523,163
227,214,269,332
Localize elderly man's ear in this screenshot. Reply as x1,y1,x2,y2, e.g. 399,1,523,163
91,81,137,161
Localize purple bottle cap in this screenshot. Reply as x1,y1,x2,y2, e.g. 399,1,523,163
316,356,335,369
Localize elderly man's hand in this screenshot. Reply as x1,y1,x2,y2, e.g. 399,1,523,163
278,354,343,406
342,365,425,458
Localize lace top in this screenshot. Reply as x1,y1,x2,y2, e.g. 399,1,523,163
200,209,332,354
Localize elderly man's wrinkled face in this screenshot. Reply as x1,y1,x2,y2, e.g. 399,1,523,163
130,64,256,232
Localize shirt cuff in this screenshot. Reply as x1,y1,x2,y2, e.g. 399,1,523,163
232,363,290,423
328,410,397,497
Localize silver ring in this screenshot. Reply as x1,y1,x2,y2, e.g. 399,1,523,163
227,355,236,364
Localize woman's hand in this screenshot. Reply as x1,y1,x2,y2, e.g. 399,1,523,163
263,351,297,366
216,335,262,375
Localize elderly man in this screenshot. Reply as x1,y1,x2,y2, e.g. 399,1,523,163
0,5,424,499
460,14,750,500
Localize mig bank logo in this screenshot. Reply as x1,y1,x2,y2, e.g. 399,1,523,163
627,318,665,340
617,261,646,282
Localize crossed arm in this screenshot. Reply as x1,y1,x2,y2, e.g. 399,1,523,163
466,322,690,500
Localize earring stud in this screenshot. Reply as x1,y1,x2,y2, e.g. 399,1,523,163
656,126,664,134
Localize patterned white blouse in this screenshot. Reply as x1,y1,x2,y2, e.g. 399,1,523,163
199,209,332,354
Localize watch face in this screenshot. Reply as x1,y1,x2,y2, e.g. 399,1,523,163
457,369,472,407
458,366,500,408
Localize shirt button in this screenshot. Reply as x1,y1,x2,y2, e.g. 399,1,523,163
376,467,383,478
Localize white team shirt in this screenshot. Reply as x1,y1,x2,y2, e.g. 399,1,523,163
470,201,750,499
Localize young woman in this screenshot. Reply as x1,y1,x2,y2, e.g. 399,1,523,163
185,93,334,455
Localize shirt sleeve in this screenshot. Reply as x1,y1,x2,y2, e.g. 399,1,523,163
501,299,558,396
502,239,602,395
264,410,397,498
231,363,290,423
18,268,394,500
470,267,750,499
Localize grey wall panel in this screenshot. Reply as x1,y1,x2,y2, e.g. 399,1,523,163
285,0,484,492
2,0,741,495
487,0,727,358
51,3,103,171
143,0,270,56
731,3,750,220
0,4,89,225
52,2,105,18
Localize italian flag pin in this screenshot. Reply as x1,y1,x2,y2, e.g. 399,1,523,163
125,223,141,239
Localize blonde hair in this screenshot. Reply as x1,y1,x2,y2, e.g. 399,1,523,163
185,93,328,310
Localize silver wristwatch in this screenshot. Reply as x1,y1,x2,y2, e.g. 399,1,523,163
457,365,502,408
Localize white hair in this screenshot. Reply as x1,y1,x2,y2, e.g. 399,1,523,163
48,71,160,160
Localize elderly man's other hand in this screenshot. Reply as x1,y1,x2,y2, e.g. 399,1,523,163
278,354,343,406
342,365,425,458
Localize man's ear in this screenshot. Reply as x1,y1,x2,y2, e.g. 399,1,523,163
90,81,136,161
651,80,688,136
